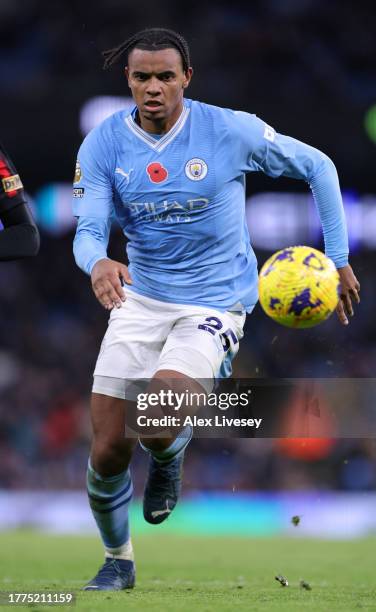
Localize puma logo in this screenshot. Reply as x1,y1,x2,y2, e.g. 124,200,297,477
151,499,172,519
115,168,134,183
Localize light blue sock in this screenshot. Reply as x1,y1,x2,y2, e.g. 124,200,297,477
87,459,133,550
139,425,192,463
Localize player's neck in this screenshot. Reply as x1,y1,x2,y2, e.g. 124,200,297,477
136,102,184,135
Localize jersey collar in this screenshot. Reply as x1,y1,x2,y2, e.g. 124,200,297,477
124,105,190,152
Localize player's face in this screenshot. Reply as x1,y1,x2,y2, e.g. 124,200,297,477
125,48,192,132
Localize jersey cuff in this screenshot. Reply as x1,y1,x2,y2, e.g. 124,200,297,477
330,256,349,269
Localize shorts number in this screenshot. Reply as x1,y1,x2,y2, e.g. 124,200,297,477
198,316,223,335
221,328,238,352
198,317,238,352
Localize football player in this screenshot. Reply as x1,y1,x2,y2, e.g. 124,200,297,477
73,28,359,590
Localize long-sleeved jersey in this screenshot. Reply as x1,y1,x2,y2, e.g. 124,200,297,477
73,99,348,311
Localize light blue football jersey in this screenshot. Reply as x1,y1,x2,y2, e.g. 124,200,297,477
73,99,348,312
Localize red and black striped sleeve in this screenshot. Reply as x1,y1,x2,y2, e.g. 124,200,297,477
0,143,39,259
0,142,27,212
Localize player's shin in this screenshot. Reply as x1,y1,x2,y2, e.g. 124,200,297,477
139,424,192,462
87,459,134,560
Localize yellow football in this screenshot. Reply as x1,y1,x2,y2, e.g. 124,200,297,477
258,246,340,328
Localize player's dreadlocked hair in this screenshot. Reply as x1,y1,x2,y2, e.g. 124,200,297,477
102,28,191,72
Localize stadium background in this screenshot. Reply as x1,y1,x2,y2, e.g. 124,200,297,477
0,0,376,540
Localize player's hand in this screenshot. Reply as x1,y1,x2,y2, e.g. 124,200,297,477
91,258,132,310
335,264,360,325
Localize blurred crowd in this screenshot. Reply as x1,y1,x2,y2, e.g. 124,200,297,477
0,0,375,493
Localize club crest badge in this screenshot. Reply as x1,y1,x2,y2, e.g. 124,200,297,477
185,158,208,181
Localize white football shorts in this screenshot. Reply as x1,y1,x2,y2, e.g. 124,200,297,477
92,288,246,400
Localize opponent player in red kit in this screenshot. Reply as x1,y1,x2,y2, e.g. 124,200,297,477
0,142,39,260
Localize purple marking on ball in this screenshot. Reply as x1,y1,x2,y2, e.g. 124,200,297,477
288,288,322,316
303,252,325,270
263,249,295,276
269,297,281,310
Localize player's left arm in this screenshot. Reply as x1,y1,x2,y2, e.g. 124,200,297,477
233,112,360,325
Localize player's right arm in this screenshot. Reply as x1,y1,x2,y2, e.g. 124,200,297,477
72,126,131,310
